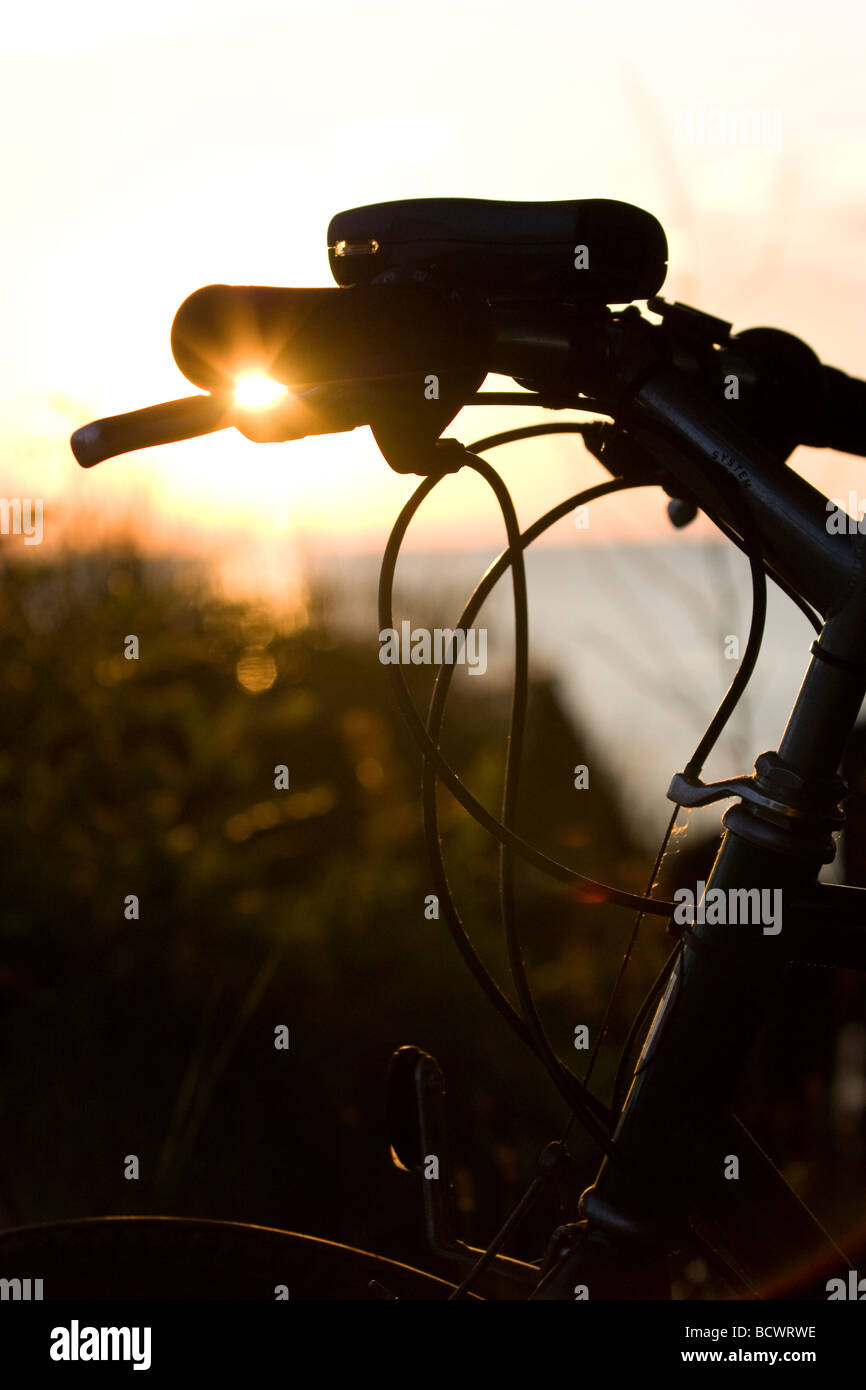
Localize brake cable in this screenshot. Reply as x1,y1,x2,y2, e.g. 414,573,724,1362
466,417,818,1124
381,463,639,1160
468,416,821,632
471,452,608,1135
378,483,677,917
420,474,638,1133
377,414,776,1272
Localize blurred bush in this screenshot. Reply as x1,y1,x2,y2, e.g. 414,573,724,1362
2,540,862,1292
0,542,658,1270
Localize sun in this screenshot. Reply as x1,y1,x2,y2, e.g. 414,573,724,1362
234,372,289,410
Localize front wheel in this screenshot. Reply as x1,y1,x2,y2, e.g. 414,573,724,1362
0,1216,476,1300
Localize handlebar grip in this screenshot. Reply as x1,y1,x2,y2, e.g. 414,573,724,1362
170,284,491,393
809,365,866,458
71,394,232,467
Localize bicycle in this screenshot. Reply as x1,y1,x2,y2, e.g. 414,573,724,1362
5,196,866,1300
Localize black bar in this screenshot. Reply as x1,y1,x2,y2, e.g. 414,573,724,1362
633,368,859,618
2,1298,863,1368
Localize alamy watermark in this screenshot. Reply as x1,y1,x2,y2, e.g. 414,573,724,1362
826,494,866,534
0,498,42,545
673,103,782,154
827,1270,866,1299
50,1321,151,1370
379,621,487,675
673,880,782,936
0,1276,43,1299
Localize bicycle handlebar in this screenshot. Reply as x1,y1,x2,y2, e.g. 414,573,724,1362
69,196,866,615
169,283,491,394
74,280,866,464
71,393,233,468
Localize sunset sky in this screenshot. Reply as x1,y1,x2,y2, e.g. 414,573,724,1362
4,0,866,594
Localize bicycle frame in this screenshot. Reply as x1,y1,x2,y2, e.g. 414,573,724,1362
532,369,866,1299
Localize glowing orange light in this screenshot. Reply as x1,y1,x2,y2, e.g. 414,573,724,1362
234,372,289,410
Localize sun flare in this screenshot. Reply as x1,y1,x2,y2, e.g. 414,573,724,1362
234,372,289,410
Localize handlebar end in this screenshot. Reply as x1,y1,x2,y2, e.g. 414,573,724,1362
70,423,109,468
70,394,235,468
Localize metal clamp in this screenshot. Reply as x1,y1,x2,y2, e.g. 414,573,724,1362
667,771,804,821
